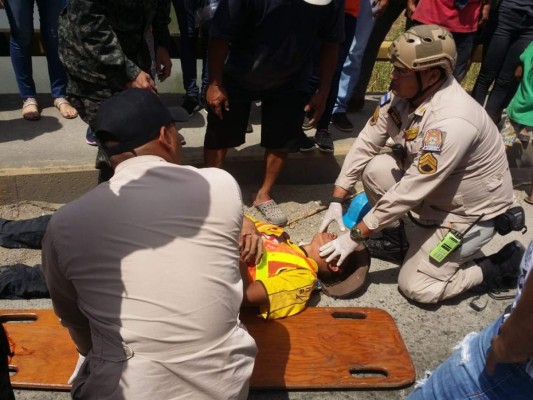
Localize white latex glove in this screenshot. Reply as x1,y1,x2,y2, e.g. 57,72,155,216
68,353,86,385
319,202,346,232
319,231,364,266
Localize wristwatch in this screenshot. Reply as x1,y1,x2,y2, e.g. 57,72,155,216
350,226,368,243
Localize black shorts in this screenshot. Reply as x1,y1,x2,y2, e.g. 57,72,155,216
204,86,308,152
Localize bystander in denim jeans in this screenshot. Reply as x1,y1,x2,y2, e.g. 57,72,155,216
4,0,68,99
407,315,533,400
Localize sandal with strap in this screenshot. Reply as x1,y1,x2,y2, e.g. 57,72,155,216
254,199,288,226
54,97,78,119
22,98,41,121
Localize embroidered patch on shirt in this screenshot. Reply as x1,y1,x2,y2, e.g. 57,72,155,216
388,106,402,129
379,91,391,106
418,153,438,174
404,128,419,141
369,105,380,126
421,129,445,152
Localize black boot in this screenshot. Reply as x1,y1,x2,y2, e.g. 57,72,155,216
366,221,409,264
477,240,525,291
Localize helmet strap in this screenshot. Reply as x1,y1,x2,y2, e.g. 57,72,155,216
407,70,445,104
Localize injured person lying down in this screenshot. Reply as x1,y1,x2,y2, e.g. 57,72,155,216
238,216,370,319
0,214,370,317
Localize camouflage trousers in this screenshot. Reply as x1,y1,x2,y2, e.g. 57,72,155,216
67,95,114,182
67,95,102,131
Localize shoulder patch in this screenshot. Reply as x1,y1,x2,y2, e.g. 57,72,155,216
379,92,391,106
421,129,445,152
369,105,380,126
418,153,438,174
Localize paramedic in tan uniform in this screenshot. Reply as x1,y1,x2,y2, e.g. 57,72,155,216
319,25,524,304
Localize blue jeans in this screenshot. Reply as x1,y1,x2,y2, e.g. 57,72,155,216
333,0,375,115
313,14,357,131
173,0,200,99
352,0,408,104
5,0,67,99
471,4,533,120
407,316,533,400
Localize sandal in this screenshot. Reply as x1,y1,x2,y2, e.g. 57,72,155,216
54,97,78,119
525,197,533,206
22,98,41,121
254,199,288,226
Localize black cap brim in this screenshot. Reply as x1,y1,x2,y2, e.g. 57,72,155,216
168,106,190,123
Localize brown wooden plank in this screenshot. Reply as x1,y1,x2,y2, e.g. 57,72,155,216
241,307,415,389
2,310,76,390
2,307,414,391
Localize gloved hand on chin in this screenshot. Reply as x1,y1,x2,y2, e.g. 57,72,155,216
319,231,364,266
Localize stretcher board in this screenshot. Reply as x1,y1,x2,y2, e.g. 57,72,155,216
2,307,415,390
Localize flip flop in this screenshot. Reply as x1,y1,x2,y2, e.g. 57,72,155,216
524,197,533,206
22,98,41,121
254,199,288,226
54,97,79,119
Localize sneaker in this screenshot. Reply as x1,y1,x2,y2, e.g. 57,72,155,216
331,112,354,132
181,96,202,116
366,221,409,264
85,127,97,146
315,129,334,153
299,134,316,152
477,240,525,291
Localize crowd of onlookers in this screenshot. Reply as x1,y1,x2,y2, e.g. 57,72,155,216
1,0,532,208
3,1,531,141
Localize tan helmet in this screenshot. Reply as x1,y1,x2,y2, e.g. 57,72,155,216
388,25,457,76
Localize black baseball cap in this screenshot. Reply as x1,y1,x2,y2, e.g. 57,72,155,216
94,89,189,157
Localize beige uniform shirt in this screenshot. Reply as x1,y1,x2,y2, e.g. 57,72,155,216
337,77,514,230
42,156,257,400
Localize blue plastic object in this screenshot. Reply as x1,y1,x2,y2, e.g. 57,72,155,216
342,192,371,229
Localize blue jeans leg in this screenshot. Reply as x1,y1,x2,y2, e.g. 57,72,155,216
173,0,200,99
352,0,407,103
36,0,68,98
5,0,67,99
5,0,37,98
407,316,533,400
316,14,357,131
333,0,375,115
